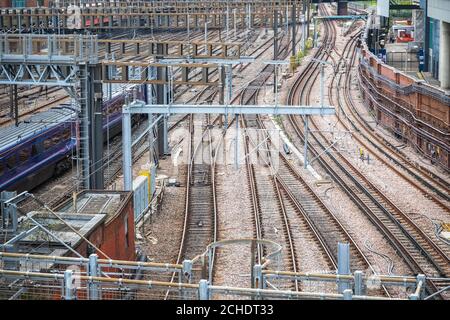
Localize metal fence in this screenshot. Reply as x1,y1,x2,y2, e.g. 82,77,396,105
0,34,99,64
0,250,441,300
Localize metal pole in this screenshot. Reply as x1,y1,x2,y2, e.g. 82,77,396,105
306,0,311,39
182,260,193,283
163,84,169,155
250,240,255,288
88,254,99,300
337,242,351,293
199,279,209,300
187,13,190,40
208,249,213,284
64,269,74,300
90,64,104,189
226,4,229,40
354,271,363,296
148,113,154,165
235,114,239,169
286,5,288,36
146,76,155,165
225,64,232,129
313,17,317,48
416,274,426,299
247,3,251,32
304,116,308,168
156,44,166,158
273,9,278,93
219,65,225,127
9,85,13,120
122,105,133,191
233,8,237,39
274,65,278,106
253,264,263,289
320,64,324,107
291,3,296,56
204,21,208,53
13,85,18,126
79,64,90,189
343,289,353,300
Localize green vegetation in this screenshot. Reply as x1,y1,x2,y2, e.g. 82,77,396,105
273,115,283,127
272,115,287,133
294,37,313,66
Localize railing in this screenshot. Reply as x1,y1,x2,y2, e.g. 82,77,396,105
0,266,426,300
0,34,98,64
0,250,443,300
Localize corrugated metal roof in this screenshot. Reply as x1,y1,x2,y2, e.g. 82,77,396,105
0,107,77,153
56,191,131,224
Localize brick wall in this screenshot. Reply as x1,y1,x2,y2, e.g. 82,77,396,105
0,0,11,7
100,195,136,261
359,45,449,169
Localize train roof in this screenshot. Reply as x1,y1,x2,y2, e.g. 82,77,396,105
103,83,139,101
0,107,77,153
0,83,138,153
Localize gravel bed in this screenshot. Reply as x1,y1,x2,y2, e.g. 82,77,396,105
137,159,186,265
213,163,254,299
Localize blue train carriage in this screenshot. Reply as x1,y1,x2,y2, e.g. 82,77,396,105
0,84,146,193
102,83,146,138
0,106,77,192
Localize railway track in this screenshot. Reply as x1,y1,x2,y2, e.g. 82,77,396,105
170,26,302,293
238,33,302,289
181,113,218,265
285,4,448,299
329,30,450,210
243,115,299,291
165,112,219,298
255,115,392,296
237,24,375,292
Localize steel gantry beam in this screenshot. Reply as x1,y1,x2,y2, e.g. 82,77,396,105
314,15,367,20
124,102,336,115
121,100,335,191
98,39,243,60
0,1,303,32
0,34,98,88
102,56,255,85
0,34,102,190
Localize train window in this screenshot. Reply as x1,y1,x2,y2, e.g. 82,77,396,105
62,128,72,140
6,155,15,169
52,136,61,145
31,144,38,157
18,148,30,164
0,163,3,177
43,138,52,150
